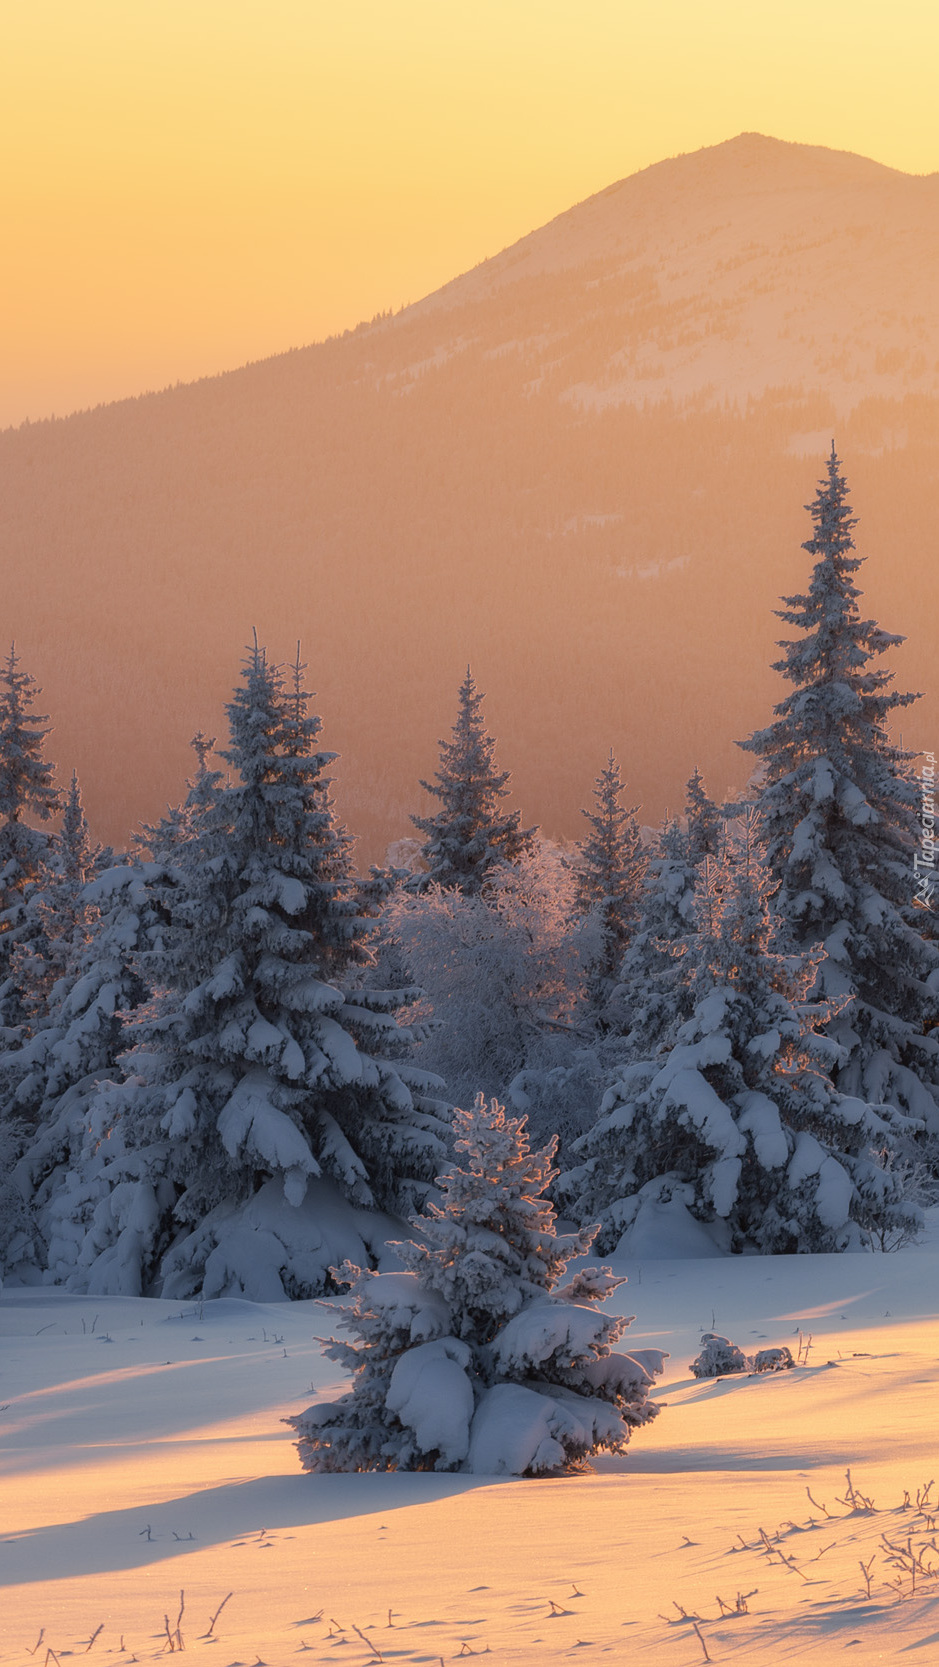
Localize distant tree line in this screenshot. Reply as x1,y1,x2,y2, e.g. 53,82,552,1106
1,450,937,1296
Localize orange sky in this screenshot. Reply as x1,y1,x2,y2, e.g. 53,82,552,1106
3,0,938,431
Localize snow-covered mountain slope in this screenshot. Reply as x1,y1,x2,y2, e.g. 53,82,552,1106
3,135,938,857
3,1227,939,1664
416,132,939,413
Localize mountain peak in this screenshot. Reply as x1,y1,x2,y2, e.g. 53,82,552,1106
416,133,929,317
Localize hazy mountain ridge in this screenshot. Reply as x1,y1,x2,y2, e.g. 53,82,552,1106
2,134,938,856
409,133,939,411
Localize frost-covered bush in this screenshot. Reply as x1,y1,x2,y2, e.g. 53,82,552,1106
507,1039,628,1159
690,1334,749,1378
753,1346,794,1373
383,840,595,1108
689,1335,794,1377
287,1095,665,1475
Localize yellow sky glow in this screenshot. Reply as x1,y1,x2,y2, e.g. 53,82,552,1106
3,0,938,428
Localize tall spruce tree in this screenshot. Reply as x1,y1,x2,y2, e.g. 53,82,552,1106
740,447,939,1138
412,668,534,892
44,643,448,1298
562,844,919,1256
0,648,59,1033
575,752,646,1008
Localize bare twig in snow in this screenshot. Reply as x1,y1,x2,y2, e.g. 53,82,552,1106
351,1624,382,1660
691,1619,711,1662
838,1469,876,1512
806,1541,838,1563
806,1487,833,1518
205,1593,233,1637
859,1556,876,1598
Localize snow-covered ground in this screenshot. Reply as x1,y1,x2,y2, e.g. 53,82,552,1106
4,1220,939,1665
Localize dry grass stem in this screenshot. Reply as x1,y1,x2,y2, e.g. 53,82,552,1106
691,1618,711,1662
205,1593,233,1637
351,1624,382,1661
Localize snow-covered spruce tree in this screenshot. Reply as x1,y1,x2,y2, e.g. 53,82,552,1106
740,446,939,1139
411,667,534,893
19,772,96,1018
288,1095,664,1475
0,771,100,1132
575,752,646,1010
562,842,920,1256
684,766,723,866
27,737,224,1142
605,816,698,1058
5,856,181,1283
0,648,59,1034
52,644,448,1298
138,731,223,866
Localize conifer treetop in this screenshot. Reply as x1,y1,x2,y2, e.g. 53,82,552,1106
412,666,535,892
57,773,94,893
684,767,722,866
746,446,918,777
576,751,645,1002
577,752,641,903
0,646,59,828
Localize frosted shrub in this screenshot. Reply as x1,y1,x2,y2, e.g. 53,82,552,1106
384,840,593,1108
690,1335,794,1377
690,1334,749,1378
